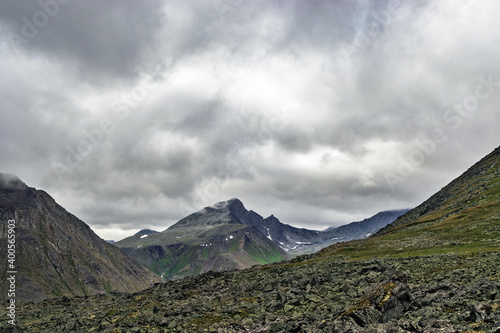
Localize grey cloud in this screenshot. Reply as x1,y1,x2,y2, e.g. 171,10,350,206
1,0,499,240
1,0,165,82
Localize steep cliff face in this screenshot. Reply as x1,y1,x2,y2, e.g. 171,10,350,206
0,174,162,303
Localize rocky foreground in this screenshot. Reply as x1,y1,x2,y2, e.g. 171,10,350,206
2,251,499,332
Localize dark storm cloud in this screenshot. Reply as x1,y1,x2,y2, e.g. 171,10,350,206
0,0,499,239
1,0,165,81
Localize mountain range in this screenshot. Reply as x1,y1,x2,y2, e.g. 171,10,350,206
4,146,498,332
115,199,289,280
116,199,407,280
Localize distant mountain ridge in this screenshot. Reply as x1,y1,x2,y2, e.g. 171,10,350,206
134,229,159,237
325,209,410,239
0,174,161,303
235,202,408,254
116,199,288,280
172,198,407,253
116,198,408,279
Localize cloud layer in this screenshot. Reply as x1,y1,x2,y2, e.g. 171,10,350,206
1,0,499,240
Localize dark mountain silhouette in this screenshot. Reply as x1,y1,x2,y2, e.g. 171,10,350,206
0,174,161,303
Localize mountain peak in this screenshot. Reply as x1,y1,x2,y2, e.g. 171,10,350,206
203,198,247,216
134,229,159,237
227,197,246,210
0,174,37,210
209,198,243,209
0,173,28,191
168,198,247,230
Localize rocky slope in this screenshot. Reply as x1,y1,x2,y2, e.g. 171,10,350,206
4,146,499,332
5,251,499,332
0,174,161,303
238,210,323,252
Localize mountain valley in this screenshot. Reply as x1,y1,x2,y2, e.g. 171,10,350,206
2,146,498,331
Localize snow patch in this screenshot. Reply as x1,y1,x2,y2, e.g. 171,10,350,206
266,227,272,241
140,234,148,239
295,241,311,245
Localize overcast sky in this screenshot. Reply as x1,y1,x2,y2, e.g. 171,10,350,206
0,0,499,241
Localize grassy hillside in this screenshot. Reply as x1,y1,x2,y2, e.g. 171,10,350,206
320,146,500,260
